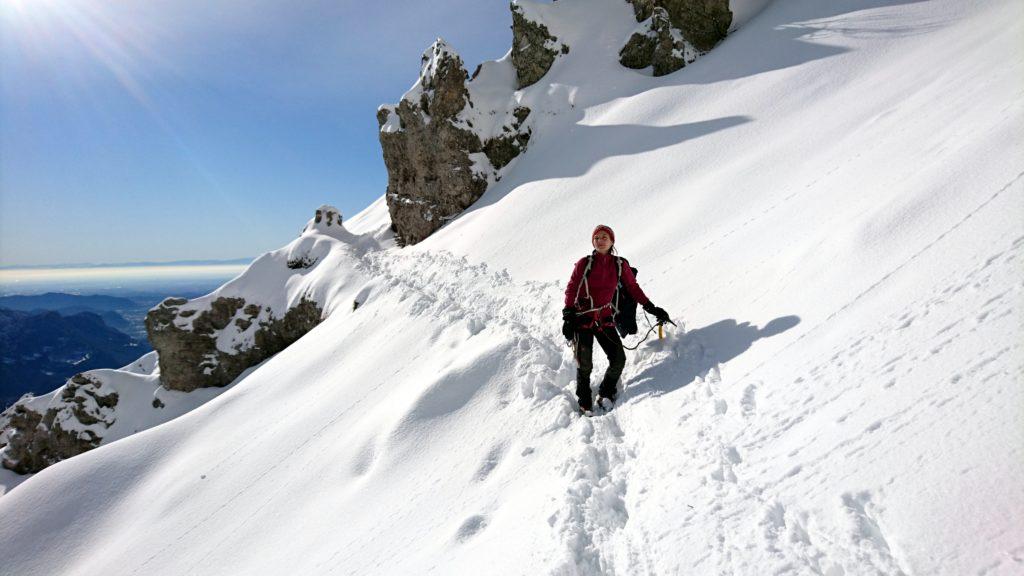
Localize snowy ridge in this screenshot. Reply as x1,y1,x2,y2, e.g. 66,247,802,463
172,206,375,339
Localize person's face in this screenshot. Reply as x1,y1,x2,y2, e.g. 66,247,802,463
592,231,612,254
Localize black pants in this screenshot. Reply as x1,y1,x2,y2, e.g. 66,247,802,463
574,326,626,409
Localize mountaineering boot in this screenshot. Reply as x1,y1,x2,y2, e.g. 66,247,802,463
597,396,616,412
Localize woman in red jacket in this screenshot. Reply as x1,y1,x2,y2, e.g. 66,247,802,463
562,225,670,413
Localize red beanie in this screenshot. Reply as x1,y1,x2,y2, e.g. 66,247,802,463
592,225,615,244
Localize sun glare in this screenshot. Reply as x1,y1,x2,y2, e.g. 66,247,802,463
2,0,166,108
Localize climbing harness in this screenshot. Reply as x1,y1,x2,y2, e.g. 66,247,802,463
570,253,676,351
572,254,629,330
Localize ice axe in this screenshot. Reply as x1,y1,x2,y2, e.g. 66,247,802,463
658,318,677,340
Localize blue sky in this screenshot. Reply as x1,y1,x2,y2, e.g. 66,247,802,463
0,0,512,267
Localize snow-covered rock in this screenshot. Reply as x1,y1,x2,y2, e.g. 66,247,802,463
379,0,738,246
620,6,700,76
510,1,570,89
377,37,534,246
0,352,230,474
146,206,366,392
3,373,118,474
626,0,733,54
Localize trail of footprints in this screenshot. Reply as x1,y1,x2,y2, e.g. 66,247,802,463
351,232,1020,573
357,247,893,574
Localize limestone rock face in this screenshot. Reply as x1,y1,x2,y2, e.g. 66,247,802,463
378,40,533,246
146,294,322,393
1,373,118,474
626,0,732,53
377,42,487,246
511,3,569,89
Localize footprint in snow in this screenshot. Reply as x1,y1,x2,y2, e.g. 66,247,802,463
475,444,504,482
454,514,487,543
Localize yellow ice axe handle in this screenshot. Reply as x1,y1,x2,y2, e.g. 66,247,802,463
658,324,664,340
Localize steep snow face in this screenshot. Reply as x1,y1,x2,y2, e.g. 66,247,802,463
1,0,1022,575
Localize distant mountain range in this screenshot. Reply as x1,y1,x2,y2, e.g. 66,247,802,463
0,293,138,312
0,308,148,409
0,293,152,343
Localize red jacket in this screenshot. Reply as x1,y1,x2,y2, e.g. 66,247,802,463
564,252,650,328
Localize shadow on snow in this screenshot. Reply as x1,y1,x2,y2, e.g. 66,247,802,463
625,315,801,402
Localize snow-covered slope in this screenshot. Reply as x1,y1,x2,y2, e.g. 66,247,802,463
1,0,1021,574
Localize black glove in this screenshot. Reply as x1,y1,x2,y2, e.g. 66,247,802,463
562,307,576,340
643,302,670,324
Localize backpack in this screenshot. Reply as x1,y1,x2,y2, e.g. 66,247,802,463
576,254,640,338
614,263,639,338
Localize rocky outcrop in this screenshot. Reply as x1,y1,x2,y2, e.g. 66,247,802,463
511,3,569,89
144,207,346,392
2,373,117,474
0,207,362,476
626,0,732,54
482,106,533,170
621,7,693,76
621,0,731,75
378,40,533,246
375,1,740,245
377,42,487,246
147,295,322,393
